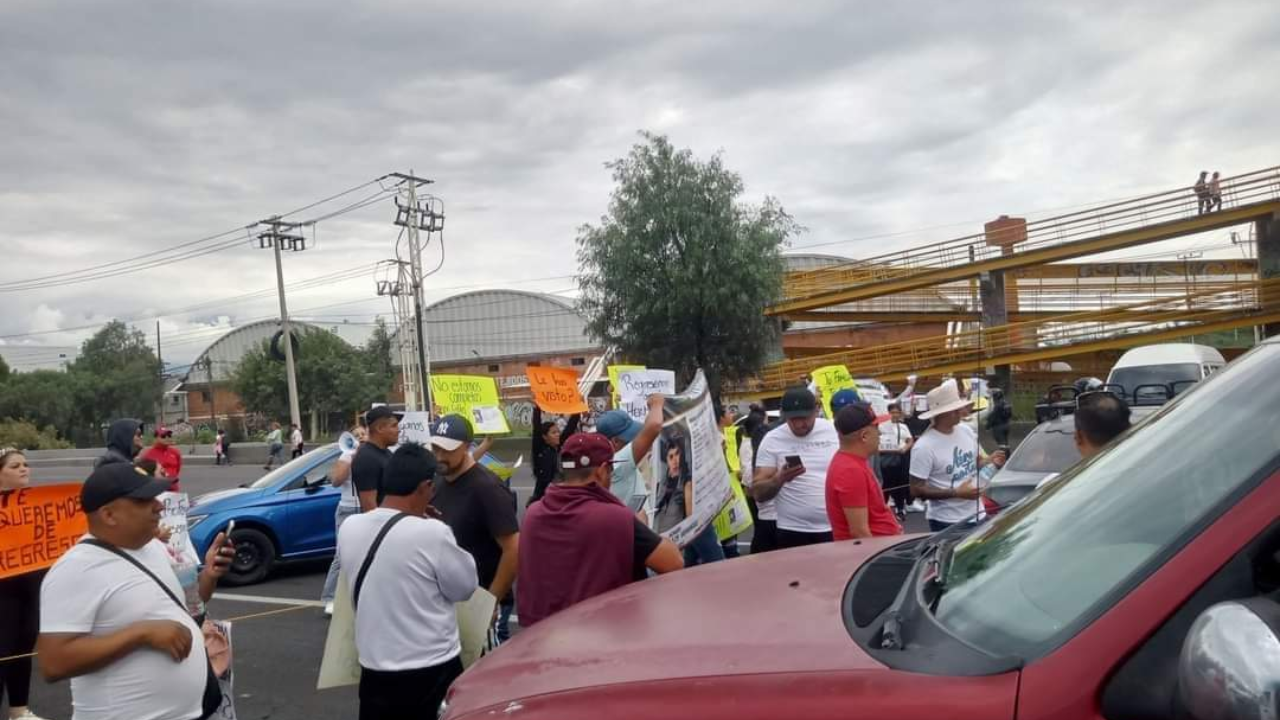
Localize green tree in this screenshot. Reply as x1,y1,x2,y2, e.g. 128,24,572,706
232,329,391,427
363,317,396,391
69,321,162,427
576,132,799,393
0,354,10,384
0,370,82,443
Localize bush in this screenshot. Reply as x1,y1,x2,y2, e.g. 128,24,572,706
0,418,73,450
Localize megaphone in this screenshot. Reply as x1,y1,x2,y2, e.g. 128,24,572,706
338,432,358,454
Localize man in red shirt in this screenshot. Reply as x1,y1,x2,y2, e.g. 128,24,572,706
139,426,183,492
826,402,901,540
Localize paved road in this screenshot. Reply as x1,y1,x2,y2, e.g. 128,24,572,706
20,459,930,720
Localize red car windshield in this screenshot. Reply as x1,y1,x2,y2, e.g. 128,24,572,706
933,343,1280,660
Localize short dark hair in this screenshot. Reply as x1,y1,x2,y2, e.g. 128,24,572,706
1075,394,1131,448
381,443,437,496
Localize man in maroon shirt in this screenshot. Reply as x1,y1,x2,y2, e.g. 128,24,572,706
517,433,683,627
826,402,902,540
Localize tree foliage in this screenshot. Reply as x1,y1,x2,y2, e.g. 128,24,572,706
0,418,72,450
576,132,799,393
67,321,161,424
0,354,10,384
232,328,392,421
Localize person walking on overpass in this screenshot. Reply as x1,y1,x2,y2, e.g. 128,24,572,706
1208,171,1223,212
1193,171,1210,214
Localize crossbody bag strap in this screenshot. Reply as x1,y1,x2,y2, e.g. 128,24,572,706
352,512,410,610
81,538,186,613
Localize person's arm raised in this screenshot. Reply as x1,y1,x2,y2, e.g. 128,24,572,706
629,394,666,464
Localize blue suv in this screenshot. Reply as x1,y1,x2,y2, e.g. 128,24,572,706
188,444,343,586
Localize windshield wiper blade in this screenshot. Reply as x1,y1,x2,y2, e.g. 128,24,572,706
880,541,939,650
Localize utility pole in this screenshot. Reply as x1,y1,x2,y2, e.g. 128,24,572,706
155,321,164,429
377,261,421,410
390,171,444,413
257,217,307,431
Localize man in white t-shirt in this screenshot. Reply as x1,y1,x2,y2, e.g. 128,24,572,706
39,461,235,720
752,387,840,548
909,382,1003,533
339,442,478,719
320,425,368,614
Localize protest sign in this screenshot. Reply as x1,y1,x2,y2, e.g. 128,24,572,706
526,366,588,414
207,620,237,720
618,369,676,422
607,364,645,406
644,371,734,549
429,375,510,434
158,492,200,563
317,571,360,689
854,379,891,417
0,483,87,580
713,479,753,542
397,411,432,446
812,364,857,418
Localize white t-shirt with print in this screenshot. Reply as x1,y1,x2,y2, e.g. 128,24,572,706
41,538,209,720
909,423,985,525
756,419,840,533
338,508,478,671
740,434,776,521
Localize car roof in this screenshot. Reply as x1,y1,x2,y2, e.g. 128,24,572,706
1111,343,1225,369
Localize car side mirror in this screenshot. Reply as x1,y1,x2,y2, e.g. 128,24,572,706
1178,598,1280,720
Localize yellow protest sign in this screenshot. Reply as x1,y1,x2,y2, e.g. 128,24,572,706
429,374,510,434
713,479,753,542
0,483,88,579
723,426,741,476
526,366,589,414
812,364,857,418
607,364,645,407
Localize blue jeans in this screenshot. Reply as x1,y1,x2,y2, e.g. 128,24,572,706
683,525,726,567
496,598,514,644
321,504,361,603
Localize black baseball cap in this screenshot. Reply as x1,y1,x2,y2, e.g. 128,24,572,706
780,386,818,419
364,406,399,427
430,414,474,452
835,401,891,436
81,461,170,513
382,443,438,496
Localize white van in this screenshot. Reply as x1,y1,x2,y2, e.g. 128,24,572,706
1107,343,1226,402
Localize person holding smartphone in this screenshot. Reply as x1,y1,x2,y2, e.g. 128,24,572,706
751,387,840,549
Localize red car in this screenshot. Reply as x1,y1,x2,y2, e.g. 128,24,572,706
445,336,1280,720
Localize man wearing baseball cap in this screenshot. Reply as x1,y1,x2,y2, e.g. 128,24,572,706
38,462,235,720
517,433,683,627
751,386,841,549
429,414,520,633
352,406,401,512
826,402,901,540
595,394,666,514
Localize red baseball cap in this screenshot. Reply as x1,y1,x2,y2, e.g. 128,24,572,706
560,433,616,470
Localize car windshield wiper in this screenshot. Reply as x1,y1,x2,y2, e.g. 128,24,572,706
879,523,975,650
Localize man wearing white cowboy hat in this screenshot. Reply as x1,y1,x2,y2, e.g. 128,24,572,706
908,381,1005,532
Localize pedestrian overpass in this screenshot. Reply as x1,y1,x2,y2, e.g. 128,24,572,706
769,166,1280,316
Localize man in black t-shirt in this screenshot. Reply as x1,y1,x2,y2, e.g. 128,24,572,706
352,407,400,511
429,415,520,610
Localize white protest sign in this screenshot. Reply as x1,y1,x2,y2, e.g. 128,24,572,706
397,411,432,447
618,369,676,422
854,380,890,418
158,492,199,564
645,371,734,549
469,406,507,435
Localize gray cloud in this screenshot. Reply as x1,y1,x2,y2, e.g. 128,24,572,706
1,0,1277,366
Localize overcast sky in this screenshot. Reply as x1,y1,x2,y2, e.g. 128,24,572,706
2,0,1277,369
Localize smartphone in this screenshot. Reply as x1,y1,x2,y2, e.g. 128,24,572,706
785,455,803,469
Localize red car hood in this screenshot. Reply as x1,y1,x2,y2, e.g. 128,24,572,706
447,536,912,716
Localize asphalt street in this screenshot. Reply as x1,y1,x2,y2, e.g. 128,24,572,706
20,458,929,720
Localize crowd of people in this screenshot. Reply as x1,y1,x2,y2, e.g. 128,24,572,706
0,373,1143,720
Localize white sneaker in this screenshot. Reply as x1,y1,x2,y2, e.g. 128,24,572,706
12,710,52,720
907,501,925,514
324,601,334,617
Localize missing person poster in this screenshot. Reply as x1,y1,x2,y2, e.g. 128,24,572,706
645,370,734,548
0,483,88,579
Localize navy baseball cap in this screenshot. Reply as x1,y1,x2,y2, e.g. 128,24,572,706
596,410,642,443
82,462,170,513
429,414,474,452
780,387,818,419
